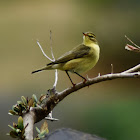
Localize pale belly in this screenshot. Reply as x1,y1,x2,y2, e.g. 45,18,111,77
61,55,99,74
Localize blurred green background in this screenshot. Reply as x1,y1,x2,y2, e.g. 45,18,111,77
0,0,140,140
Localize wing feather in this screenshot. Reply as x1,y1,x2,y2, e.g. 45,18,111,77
47,44,90,65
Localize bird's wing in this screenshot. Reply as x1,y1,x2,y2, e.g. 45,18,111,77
47,44,90,65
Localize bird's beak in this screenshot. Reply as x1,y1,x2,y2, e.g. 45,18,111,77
83,32,87,36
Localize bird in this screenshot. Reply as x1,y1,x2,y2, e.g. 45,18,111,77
32,32,100,86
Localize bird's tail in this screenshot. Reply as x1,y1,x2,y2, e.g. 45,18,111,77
31,65,52,74
32,69,43,74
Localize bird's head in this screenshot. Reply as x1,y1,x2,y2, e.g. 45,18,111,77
83,32,97,45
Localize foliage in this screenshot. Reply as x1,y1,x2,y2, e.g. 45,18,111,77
7,94,49,139
8,94,47,116
7,116,26,139
34,121,49,140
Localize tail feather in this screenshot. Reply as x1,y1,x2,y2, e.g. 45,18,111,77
31,65,53,74
31,69,43,74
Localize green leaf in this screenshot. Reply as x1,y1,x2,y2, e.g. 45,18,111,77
36,127,41,134
17,116,24,130
33,102,36,107
39,130,47,137
8,125,17,132
13,106,20,113
17,101,23,105
38,121,49,138
21,96,27,105
32,94,38,103
8,110,17,115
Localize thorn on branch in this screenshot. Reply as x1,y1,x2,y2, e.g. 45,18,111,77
86,74,90,80
111,64,113,74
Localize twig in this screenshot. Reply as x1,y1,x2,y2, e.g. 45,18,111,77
49,30,58,89
36,40,54,62
125,35,140,49
45,111,59,121
111,64,113,74
122,64,140,73
50,30,55,61
53,69,58,88
36,33,58,88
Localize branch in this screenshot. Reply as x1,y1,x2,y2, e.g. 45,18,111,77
57,69,140,101
23,110,35,140
22,34,140,140
122,64,140,73
24,64,140,126
36,40,54,62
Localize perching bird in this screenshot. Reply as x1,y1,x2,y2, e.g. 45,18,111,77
32,32,100,86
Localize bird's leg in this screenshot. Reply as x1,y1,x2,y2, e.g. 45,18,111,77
65,71,76,87
74,72,87,84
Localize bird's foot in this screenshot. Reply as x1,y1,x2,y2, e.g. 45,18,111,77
83,78,87,84
72,83,76,88
83,78,90,88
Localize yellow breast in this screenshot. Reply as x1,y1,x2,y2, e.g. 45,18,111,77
61,43,100,73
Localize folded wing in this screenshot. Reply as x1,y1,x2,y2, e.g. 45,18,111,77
47,44,90,66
